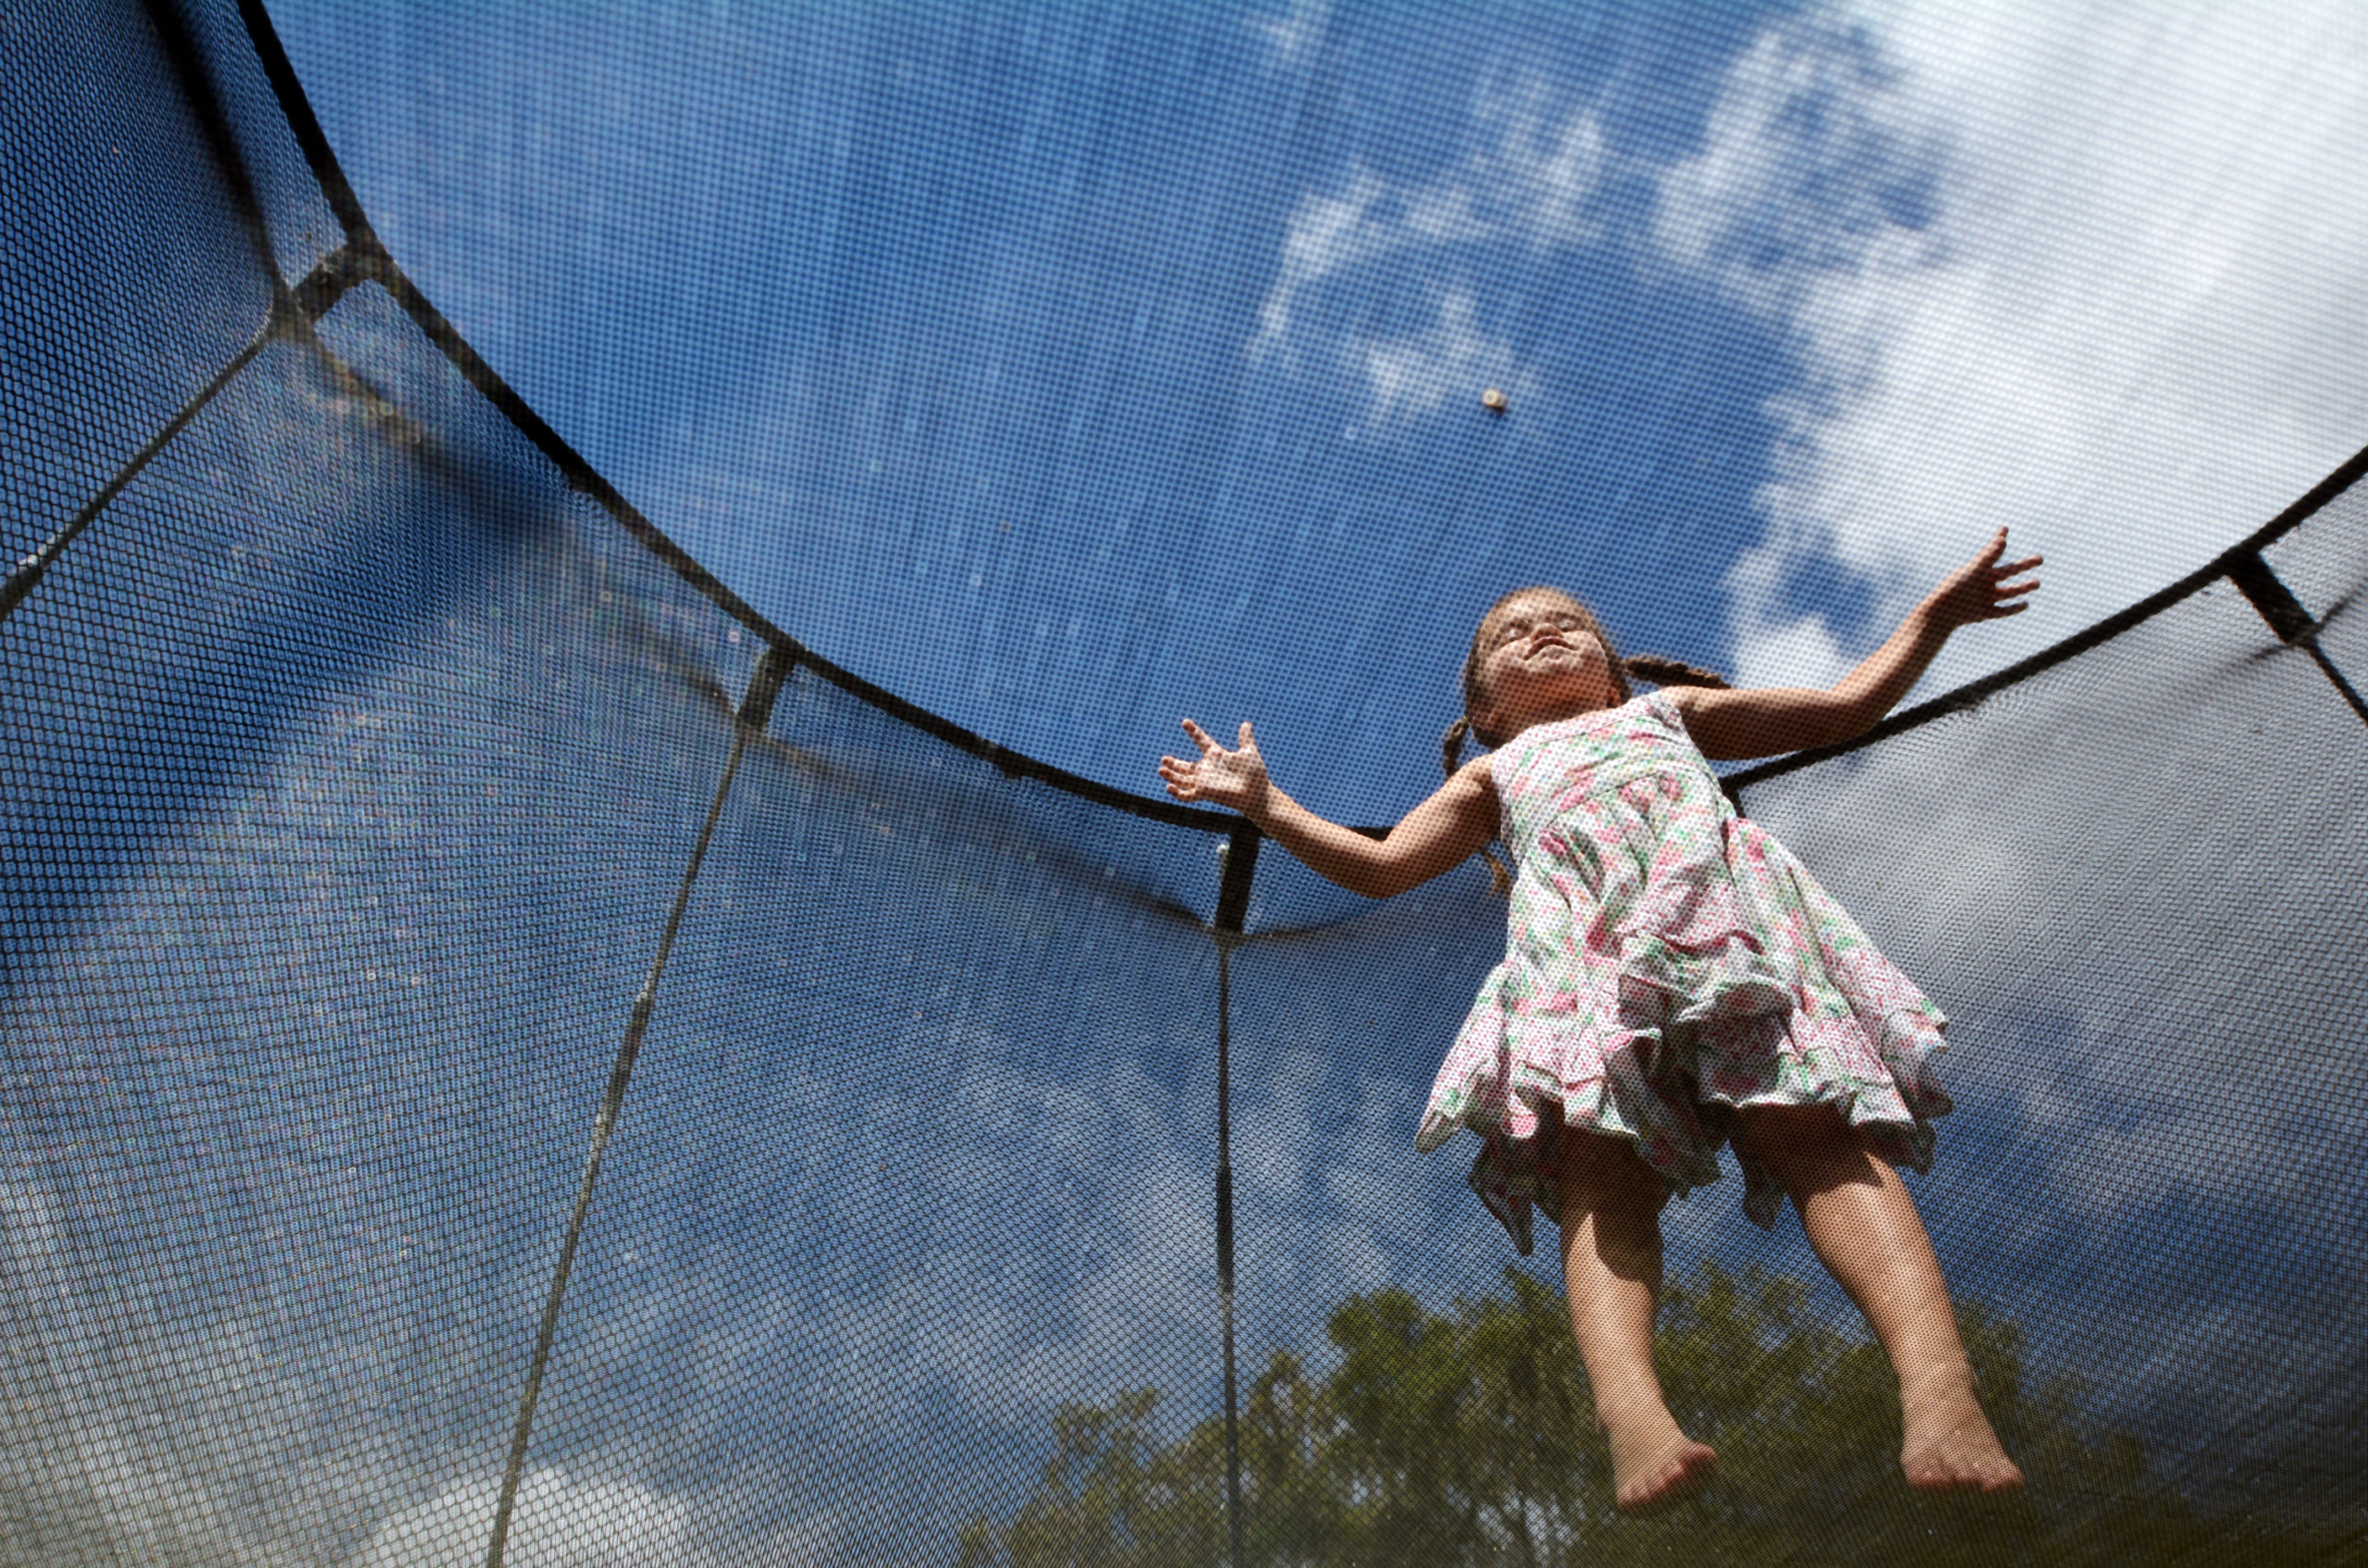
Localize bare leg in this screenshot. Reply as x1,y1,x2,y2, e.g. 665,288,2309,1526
1549,1126,1718,1512
1732,1105,2024,1494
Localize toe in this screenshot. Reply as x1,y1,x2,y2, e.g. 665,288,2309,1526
1616,1441,1717,1515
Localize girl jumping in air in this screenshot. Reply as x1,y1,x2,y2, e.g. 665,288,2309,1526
1158,528,2040,1513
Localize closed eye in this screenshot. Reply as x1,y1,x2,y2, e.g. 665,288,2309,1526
1490,608,1586,649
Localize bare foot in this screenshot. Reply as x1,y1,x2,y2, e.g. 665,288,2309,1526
1604,1412,1719,1514
1900,1381,2024,1494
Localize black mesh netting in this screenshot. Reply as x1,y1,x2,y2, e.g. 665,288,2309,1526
4,2,2364,1565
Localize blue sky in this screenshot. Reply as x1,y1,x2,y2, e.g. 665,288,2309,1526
261,0,1809,826
261,0,2368,828
6,2,2367,1563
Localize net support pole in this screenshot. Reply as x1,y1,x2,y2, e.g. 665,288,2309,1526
2,0,317,629
0,333,267,630
2226,551,2368,727
0,244,372,635
1210,822,1259,1568
484,644,795,1568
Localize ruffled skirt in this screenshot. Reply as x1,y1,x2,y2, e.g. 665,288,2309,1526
1415,800,1950,1257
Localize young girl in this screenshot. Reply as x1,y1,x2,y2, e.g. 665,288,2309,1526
1158,528,2040,1513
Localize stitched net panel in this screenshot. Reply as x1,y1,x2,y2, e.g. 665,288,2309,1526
0,290,763,1562
5,2,2365,1564
2,270,1245,1566
518,702,1236,1565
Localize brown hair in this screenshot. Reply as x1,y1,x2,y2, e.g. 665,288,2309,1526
1440,586,1731,893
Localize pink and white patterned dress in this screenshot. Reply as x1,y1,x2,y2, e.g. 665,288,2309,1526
1414,689,1952,1256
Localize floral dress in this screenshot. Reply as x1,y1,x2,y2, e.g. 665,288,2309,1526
1414,690,1952,1256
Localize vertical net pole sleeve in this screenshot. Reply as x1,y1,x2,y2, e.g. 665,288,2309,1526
0,243,367,632
1210,821,1259,1568
2226,551,2368,727
0,333,269,629
483,645,796,1568
0,241,369,635
147,0,287,279
4,0,337,631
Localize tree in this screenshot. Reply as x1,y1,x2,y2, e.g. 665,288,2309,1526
956,1263,2325,1567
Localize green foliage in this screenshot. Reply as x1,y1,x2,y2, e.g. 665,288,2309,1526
956,1264,2325,1567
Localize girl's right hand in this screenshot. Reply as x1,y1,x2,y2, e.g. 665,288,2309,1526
1920,526,2042,631
1159,719,1269,816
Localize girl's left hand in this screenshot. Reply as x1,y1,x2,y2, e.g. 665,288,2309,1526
1923,527,2042,630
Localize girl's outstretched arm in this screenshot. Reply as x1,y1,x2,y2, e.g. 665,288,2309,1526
1671,527,2042,760
1159,720,1498,898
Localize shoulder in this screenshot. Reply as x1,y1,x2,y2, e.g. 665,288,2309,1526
1659,683,1756,733
1449,750,1500,800
1437,751,1502,833
1655,682,1852,760
1640,685,1736,759
1654,684,1734,751
1655,685,1707,722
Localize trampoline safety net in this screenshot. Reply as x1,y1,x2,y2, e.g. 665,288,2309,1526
4,3,2364,1565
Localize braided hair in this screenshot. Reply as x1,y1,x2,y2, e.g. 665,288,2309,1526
1440,587,1730,894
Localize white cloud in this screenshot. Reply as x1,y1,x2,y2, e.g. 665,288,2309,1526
1252,83,1610,422
764,1031,1424,1429
1650,0,2368,690
1,1179,381,1568
1250,0,1332,71
1359,290,1536,424
358,1470,717,1568
1254,167,1395,356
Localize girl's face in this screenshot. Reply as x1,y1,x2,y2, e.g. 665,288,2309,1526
1474,589,1620,739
